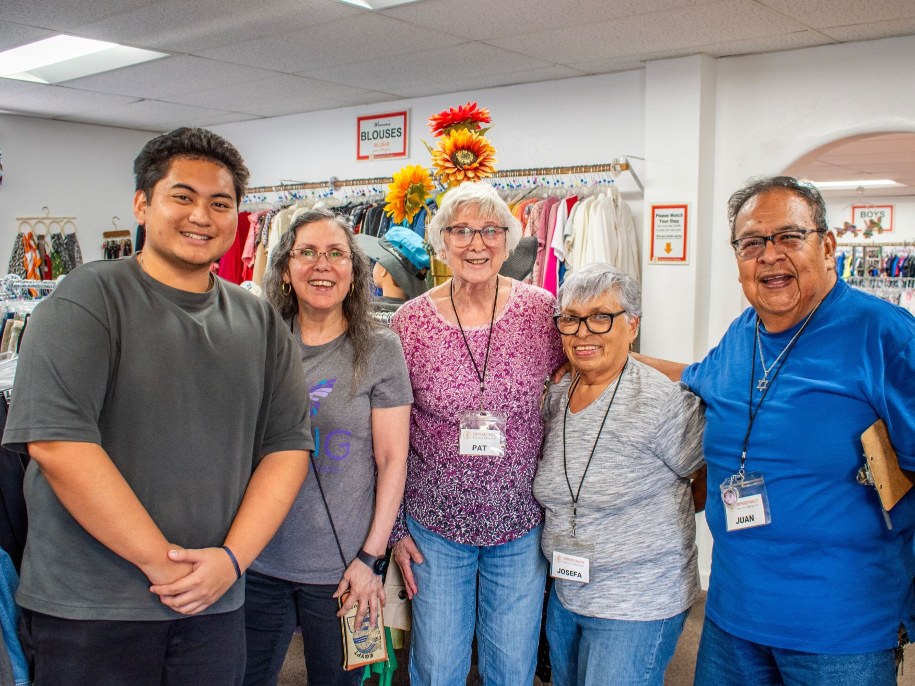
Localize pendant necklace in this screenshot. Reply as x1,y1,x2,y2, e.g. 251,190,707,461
754,298,824,392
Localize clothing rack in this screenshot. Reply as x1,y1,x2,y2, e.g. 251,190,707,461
243,159,643,197
846,276,915,288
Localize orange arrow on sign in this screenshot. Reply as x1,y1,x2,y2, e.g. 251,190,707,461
665,242,672,254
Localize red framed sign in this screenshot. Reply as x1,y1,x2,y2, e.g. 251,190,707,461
649,203,689,264
851,204,894,232
356,110,408,161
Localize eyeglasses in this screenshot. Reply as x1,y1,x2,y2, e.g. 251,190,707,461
730,228,826,260
442,225,508,247
289,248,352,264
553,311,626,335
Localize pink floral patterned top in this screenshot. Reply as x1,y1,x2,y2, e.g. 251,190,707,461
390,280,565,546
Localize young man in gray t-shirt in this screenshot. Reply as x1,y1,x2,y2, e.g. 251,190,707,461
2,128,313,684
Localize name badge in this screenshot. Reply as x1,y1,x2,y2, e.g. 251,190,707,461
458,410,506,457
720,471,772,532
551,551,590,584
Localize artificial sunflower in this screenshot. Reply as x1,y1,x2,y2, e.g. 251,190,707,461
428,101,491,137
431,129,497,186
384,165,435,224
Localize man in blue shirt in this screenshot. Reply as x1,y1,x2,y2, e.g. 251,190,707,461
641,176,915,685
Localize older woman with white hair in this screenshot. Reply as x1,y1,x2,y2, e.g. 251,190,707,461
534,263,705,686
389,181,565,685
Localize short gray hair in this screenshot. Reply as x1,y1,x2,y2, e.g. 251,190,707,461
557,263,642,319
728,175,828,240
426,182,521,256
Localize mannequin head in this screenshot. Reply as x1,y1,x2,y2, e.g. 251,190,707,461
372,261,408,299
354,226,430,301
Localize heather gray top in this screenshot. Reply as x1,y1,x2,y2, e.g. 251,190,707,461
3,256,312,620
250,322,412,584
533,358,705,621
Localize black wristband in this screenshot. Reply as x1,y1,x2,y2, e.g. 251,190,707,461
222,545,242,579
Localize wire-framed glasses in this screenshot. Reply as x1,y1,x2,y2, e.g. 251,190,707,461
289,248,352,264
442,225,508,247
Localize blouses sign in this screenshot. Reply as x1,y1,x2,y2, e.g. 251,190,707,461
356,111,408,161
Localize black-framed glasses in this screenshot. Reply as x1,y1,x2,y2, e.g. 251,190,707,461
289,247,352,264
730,228,826,260
553,310,626,335
442,225,508,247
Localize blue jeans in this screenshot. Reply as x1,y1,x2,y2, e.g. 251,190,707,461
546,584,688,686
407,516,547,686
694,616,897,686
243,570,361,686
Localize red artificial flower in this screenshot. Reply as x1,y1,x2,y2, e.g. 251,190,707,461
428,102,492,137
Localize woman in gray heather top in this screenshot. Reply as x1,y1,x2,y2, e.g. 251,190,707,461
533,263,705,686
243,209,412,686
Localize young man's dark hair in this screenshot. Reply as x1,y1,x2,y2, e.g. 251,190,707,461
133,127,250,206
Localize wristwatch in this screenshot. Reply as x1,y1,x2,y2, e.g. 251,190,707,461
356,549,389,578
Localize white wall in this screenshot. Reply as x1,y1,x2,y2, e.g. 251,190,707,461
215,71,646,190
0,115,153,264
705,35,915,352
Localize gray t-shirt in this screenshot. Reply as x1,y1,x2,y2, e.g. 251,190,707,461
249,321,412,584
533,358,705,621
2,257,313,620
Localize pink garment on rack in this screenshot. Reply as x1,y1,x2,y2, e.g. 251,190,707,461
533,198,559,288
538,199,561,292
542,196,577,295
242,212,264,272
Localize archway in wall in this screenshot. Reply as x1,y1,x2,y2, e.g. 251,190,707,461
782,132,915,239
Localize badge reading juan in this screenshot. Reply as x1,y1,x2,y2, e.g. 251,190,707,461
720,471,771,531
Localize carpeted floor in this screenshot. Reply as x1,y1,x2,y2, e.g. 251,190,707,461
278,592,915,685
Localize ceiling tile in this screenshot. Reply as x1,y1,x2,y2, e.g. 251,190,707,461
488,0,810,64
197,13,464,73
70,0,362,53
381,0,709,41
62,55,278,99
65,98,238,130
757,0,915,28
0,0,157,29
167,73,389,116
303,42,555,91
699,30,834,57
570,49,694,74
388,66,586,98
0,20,56,51
819,18,915,42
0,83,138,116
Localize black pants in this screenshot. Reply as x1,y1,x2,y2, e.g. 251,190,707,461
243,570,360,686
21,607,246,686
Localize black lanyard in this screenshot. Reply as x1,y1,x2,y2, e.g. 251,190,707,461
450,276,499,408
561,360,627,537
738,302,822,477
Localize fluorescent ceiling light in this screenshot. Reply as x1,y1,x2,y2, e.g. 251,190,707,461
0,35,167,84
334,0,423,9
809,179,902,189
